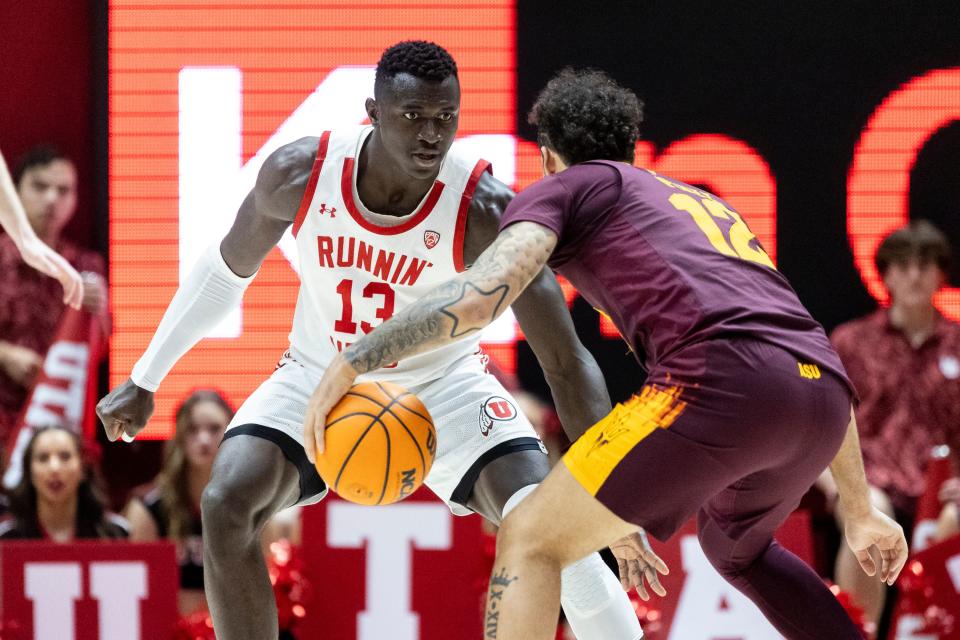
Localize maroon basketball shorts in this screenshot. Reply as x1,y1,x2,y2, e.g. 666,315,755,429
563,338,852,541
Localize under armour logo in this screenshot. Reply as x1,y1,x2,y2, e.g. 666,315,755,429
319,203,337,217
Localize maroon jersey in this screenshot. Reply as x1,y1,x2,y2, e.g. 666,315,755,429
500,160,850,387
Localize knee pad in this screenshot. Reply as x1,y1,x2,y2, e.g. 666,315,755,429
500,484,538,519
561,553,643,640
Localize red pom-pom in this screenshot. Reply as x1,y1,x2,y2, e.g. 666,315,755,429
919,604,957,637
825,581,871,638
174,540,311,639
268,540,313,634
173,609,215,640
627,589,663,640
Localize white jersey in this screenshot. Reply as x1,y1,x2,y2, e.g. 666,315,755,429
288,126,491,387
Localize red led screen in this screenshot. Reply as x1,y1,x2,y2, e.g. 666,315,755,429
110,2,957,438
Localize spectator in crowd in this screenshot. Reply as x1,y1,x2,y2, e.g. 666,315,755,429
825,220,960,627
0,146,107,444
0,425,128,540
125,390,232,615
0,149,83,308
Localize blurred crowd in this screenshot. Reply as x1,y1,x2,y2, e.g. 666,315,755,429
0,145,958,639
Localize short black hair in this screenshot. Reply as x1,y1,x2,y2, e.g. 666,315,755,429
529,68,643,166
374,40,458,98
13,144,72,187
875,219,952,276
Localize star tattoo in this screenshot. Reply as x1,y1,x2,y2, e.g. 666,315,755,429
439,281,510,338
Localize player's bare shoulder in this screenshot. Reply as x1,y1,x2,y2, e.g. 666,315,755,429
254,137,321,223
471,171,514,219
463,171,515,265
221,137,320,275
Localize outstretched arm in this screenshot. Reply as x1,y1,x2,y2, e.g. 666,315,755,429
304,221,558,461
97,138,317,442
832,409,908,585
0,149,83,308
348,221,556,373
461,175,611,441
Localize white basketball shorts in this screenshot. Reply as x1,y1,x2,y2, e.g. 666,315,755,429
223,351,546,515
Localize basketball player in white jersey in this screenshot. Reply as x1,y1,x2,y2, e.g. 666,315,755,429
97,42,653,640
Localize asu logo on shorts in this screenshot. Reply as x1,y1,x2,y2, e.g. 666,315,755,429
479,396,518,436
797,362,821,380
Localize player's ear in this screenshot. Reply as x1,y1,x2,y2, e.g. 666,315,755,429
365,98,379,126
540,146,563,176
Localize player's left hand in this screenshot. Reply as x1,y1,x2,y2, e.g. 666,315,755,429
610,529,669,600
844,505,908,585
304,353,359,464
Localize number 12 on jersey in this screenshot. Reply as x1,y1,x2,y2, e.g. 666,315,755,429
669,193,775,268
334,278,395,335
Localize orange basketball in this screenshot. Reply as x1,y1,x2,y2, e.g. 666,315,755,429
315,381,436,505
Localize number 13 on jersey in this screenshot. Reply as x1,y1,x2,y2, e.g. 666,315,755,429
334,278,395,335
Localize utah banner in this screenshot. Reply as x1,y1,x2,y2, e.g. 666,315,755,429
3,306,107,488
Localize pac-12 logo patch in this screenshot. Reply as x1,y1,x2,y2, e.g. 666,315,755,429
424,230,440,249
479,396,518,436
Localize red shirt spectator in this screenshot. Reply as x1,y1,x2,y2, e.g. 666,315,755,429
0,146,107,444
831,308,960,514
0,235,104,440
827,219,959,631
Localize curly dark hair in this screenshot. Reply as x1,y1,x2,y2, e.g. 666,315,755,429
8,426,118,539
374,40,458,97
529,68,643,166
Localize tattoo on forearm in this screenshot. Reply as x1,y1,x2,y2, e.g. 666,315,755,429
485,566,519,639
440,282,510,338
343,223,556,375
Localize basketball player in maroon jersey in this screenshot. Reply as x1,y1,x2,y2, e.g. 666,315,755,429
307,69,909,639
98,45,646,639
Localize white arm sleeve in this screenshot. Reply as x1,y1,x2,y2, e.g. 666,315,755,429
130,243,254,392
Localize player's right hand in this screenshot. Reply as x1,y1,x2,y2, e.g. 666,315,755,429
844,505,908,585
96,378,155,442
303,353,359,463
